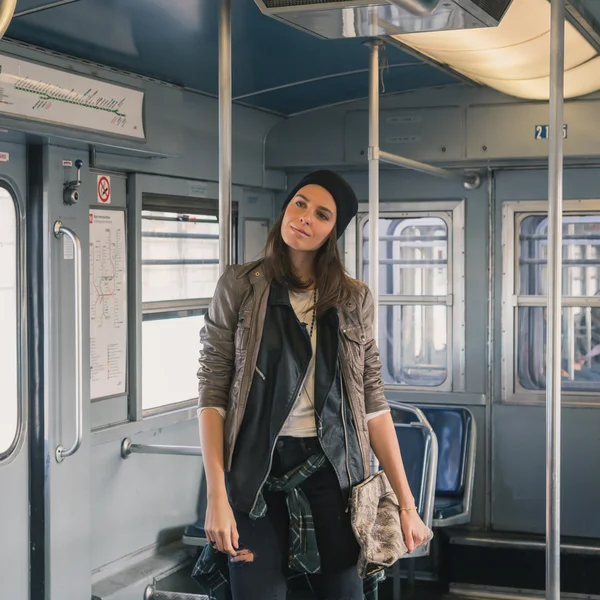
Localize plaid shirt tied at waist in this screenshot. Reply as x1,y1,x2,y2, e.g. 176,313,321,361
192,451,385,600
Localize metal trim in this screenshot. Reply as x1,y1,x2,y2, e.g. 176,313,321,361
142,299,211,314
121,437,202,458
432,411,476,528
453,199,466,391
14,0,78,18
565,0,600,55
448,535,600,555
379,149,480,189
141,398,197,418
128,174,143,421
0,179,27,465
501,198,600,403
485,168,494,529
219,0,232,273
357,203,465,392
52,221,84,463
358,199,462,213
515,295,600,307
450,583,600,600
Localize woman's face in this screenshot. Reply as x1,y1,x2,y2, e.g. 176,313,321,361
280,184,337,252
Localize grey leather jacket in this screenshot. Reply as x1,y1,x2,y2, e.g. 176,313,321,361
197,260,390,478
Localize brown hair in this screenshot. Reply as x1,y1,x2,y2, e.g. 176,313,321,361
262,211,360,315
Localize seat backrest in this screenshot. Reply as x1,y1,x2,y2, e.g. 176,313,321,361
393,424,432,514
417,406,472,498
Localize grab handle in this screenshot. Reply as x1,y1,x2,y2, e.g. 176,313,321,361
53,220,83,463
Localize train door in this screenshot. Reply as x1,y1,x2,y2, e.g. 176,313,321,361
0,141,28,600
494,167,600,539
36,146,128,599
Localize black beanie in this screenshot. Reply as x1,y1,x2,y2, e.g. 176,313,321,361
281,170,359,239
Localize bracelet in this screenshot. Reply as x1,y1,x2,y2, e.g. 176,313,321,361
399,506,418,512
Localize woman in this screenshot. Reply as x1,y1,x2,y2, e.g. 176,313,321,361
197,170,430,600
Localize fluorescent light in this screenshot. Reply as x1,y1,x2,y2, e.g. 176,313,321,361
392,0,600,100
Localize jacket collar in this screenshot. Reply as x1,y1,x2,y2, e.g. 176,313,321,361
239,259,359,320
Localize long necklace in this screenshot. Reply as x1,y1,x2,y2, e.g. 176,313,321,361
307,288,317,339
303,288,322,435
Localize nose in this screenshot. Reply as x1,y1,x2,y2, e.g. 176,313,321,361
300,215,311,224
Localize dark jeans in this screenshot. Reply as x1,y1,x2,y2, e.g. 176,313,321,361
229,436,363,600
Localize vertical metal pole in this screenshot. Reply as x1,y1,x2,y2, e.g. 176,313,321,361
368,36,381,339
546,1,564,599
367,17,382,477
218,0,232,273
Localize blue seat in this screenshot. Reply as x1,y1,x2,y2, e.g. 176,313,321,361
392,421,438,560
393,424,432,516
416,406,476,527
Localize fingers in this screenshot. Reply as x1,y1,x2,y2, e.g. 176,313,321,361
231,522,240,551
406,533,415,553
407,527,429,553
220,530,237,557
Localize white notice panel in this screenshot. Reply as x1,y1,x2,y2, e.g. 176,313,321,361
0,54,145,139
244,219,269,262
89,209,127,400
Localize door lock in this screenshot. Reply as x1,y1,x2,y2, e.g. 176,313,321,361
63,159,84,205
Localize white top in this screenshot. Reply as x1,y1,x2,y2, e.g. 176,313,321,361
279,288,318,437
198,289,390,432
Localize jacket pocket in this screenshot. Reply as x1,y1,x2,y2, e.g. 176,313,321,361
341,326,367,377
342,326,367,345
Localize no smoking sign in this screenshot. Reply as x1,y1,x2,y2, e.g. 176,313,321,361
97,175,111,204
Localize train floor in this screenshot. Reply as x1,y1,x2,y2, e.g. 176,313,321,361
288,580,447,600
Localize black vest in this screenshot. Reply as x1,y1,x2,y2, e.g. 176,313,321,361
226,283,364,514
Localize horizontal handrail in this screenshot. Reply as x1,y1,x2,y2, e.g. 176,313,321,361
387,400,431,427
379,149,481,190
121,438,202,459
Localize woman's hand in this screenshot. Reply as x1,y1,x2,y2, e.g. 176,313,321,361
205,494,239,557
400,509,430,553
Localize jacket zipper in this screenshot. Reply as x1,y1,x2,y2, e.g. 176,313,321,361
340,367,353,513
248,318,313,515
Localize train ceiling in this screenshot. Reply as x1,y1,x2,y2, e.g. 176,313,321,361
6,0,600,117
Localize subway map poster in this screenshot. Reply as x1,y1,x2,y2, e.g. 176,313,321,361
0,53,145,139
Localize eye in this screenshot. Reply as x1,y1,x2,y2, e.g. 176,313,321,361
317,211,330,221
295,199,306,209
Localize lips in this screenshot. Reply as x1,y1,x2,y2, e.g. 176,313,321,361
290,225,309,237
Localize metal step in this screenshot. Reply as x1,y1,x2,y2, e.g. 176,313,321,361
143,584,208,600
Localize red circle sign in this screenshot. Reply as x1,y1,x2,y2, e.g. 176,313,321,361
98,176,111,203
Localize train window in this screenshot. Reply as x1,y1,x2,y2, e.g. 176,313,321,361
503,202,600,400
141,210,219,302
0,186,19,458
141,208,219,412
360,214,455,389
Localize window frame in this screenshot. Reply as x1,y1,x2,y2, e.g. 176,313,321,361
0,180,26,464
501,198,600,405
355,200,466,393
139,193,237,417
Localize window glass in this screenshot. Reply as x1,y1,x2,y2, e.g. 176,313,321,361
142,210,219,302
378,305,448,387
361,214,451,388
517,306,600,392
142,313,206,411
141,203,225,413
519,215,600,296
0,187,18,457
363,217,448,295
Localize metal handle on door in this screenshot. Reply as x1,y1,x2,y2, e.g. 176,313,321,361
53,220,83,463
